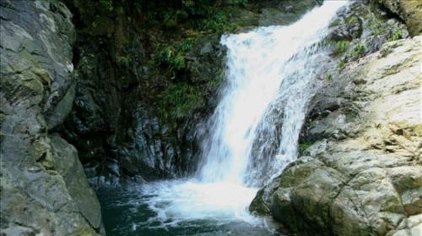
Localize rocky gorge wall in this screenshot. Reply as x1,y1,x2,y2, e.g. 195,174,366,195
250,1,422,235
60,0,228,184
60,0,321,185
0,0,103,235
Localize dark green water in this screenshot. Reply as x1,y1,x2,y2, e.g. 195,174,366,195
97,183,280,236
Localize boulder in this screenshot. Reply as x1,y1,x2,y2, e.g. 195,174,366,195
0,0,104,235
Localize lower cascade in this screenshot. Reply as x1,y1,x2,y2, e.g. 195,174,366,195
100,1,348,234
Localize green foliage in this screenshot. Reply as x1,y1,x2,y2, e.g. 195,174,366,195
104,0,246,127
116,56,129,67
350,43,366,58
299,142,312,154
338,59,346,71
158,46,175,64
178,38,193,52
139,0,248,33
157,83,205,123
157,38,195,72
160,9,191,28
182,0,194,8
195,9,233,33
388,31,403,41
99,0,113,11
334,40,350,55
324,74,332,81
157,46,186,71
172,54,186,71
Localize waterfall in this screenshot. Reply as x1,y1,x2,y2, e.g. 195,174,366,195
129,0,349,231
197,1,348,186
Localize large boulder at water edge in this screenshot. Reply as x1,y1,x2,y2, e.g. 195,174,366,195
250,36,422,235
0,0,104,235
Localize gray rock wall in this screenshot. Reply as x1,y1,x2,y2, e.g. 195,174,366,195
0,0,103,235
60,0,221,183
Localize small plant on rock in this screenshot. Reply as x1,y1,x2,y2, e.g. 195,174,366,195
388,31,403,41
334,40,350,56
350,43,366,59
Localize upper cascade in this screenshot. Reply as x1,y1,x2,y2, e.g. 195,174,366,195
197,0,349,186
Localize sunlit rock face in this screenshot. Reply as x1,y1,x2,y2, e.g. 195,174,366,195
0,1,104,235
251,35,422,236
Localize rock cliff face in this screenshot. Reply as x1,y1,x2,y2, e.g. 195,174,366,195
373,0,422,36
60,0,228,184
250,35,422,235
61,0,320,185
0,0,103,235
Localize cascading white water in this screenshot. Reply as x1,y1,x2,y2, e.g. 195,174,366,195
129,0,349,231
197,1,348,186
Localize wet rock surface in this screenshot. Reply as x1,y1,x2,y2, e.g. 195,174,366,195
59,0,225,184
251,36,422,236
0,0,103,235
